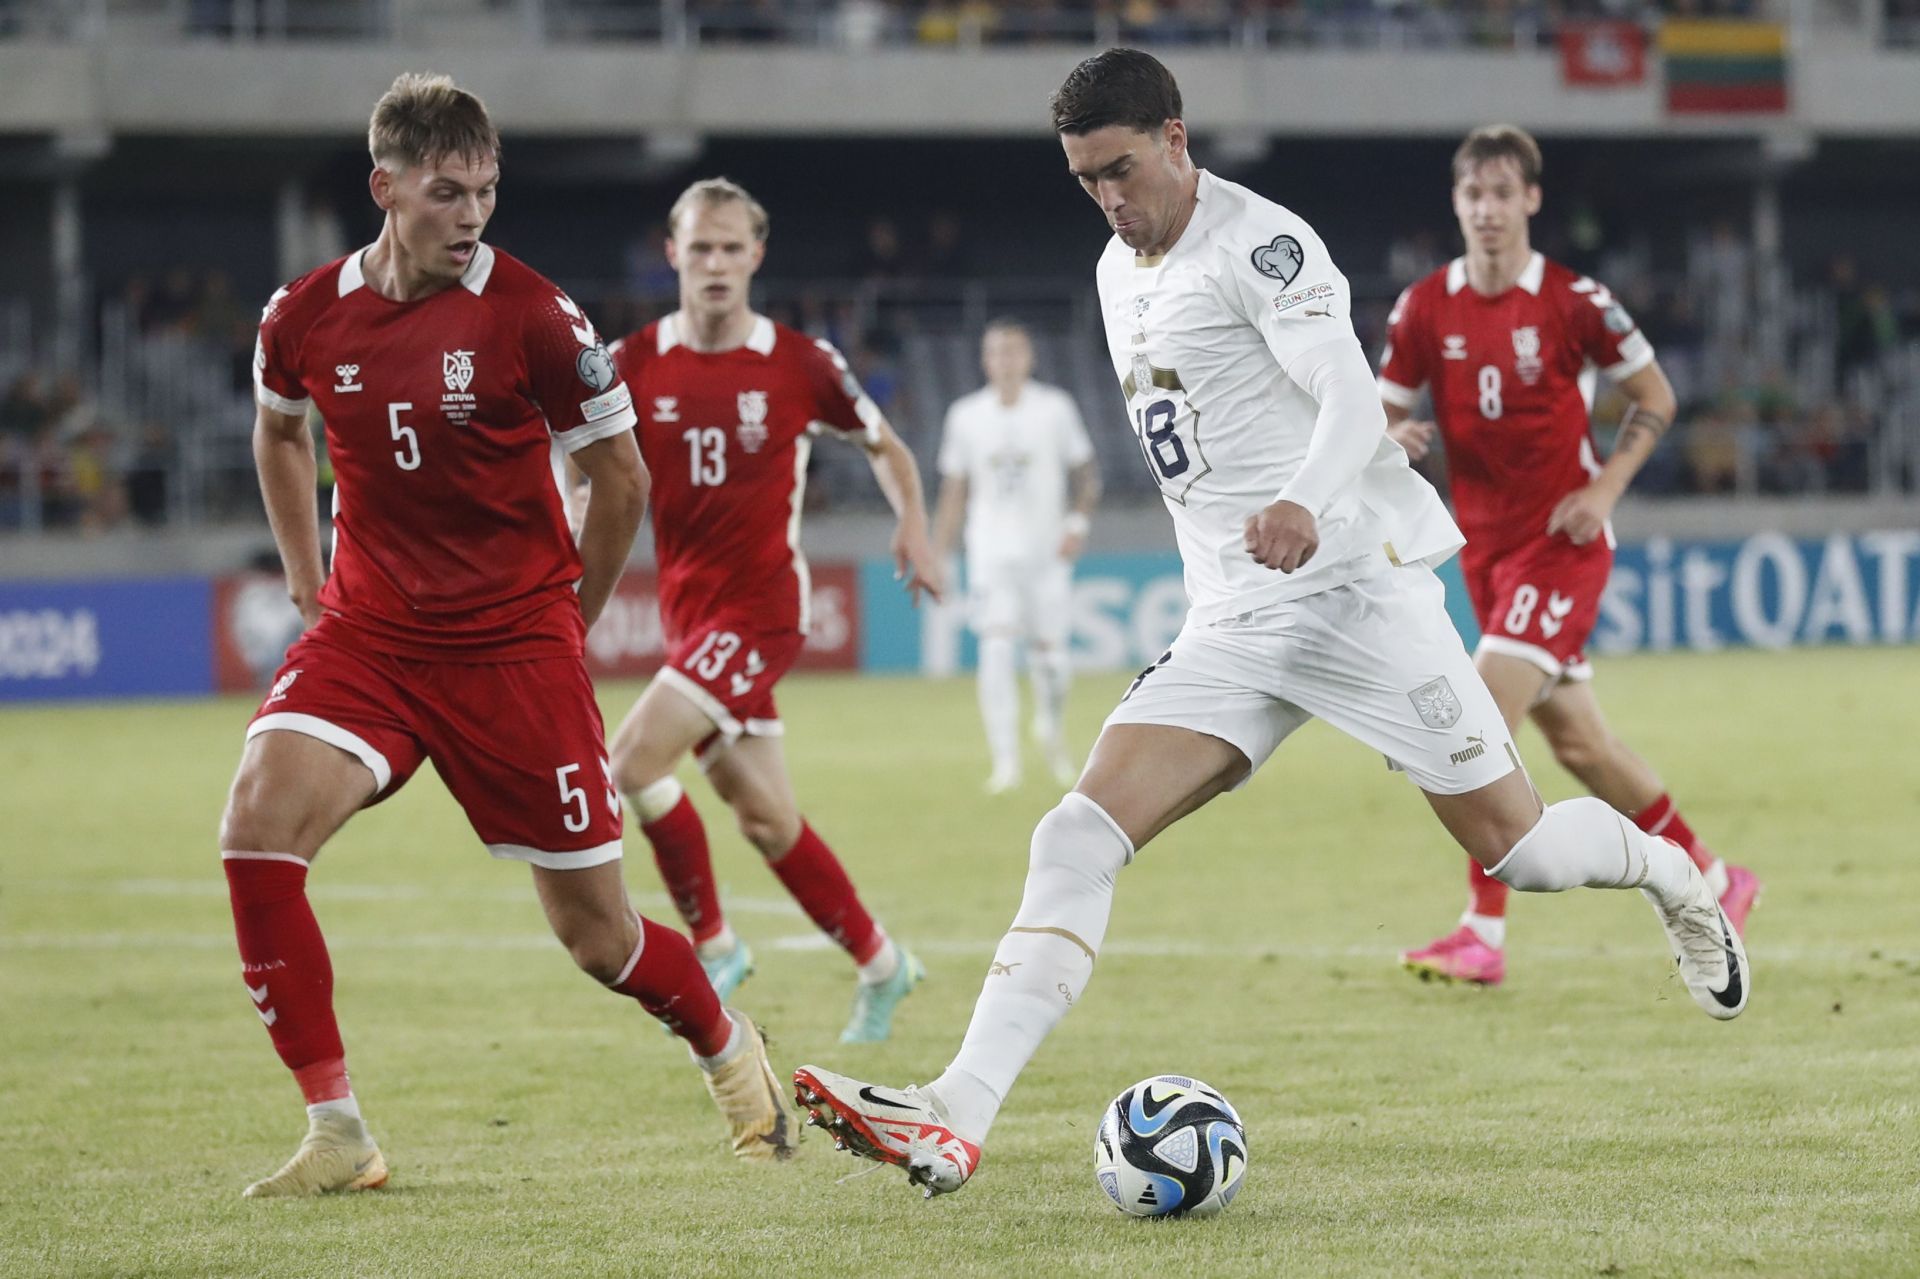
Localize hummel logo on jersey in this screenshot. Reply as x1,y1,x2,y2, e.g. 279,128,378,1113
554,293,597,349
730,672,754,697
988,960,1022,976
1539,591,1575,638
653,397,679,422
443,350,475,393
744,649,766,677
333,364,363,393
266,669,301,705
247,981,276,1026
1442,335,1469,360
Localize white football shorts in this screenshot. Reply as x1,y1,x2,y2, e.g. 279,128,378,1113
1103,565,1521,795
968,556,1073,649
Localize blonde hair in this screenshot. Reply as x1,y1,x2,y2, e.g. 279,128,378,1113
668,177,770,242
368,72,500,172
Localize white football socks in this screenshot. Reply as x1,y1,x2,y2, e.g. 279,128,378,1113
977,635,1021,776
856,933,900,986
307,1096,362,1124
1461,912,1506,949
930,793,1133,1145
1489,796,1694,905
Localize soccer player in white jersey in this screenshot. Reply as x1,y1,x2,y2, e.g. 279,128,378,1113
932,318,1101,792
792,49,1748,1199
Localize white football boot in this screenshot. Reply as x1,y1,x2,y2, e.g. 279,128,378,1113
243,1110,388,1198
1644,856,1750,1020
793,1065,981,1197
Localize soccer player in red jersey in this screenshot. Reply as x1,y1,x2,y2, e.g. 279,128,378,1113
604,179,944,1043
222,76,792,1198
1380,125,1760,986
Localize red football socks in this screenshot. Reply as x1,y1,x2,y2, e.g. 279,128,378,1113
770,821,884,964
222,853,350,1103
1635,793,1715,871
1467,856,1510,918
642,793,726,945
609,915,732,1057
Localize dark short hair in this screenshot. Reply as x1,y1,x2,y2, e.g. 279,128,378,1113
1453,124,1542,187
1050,48,1183,136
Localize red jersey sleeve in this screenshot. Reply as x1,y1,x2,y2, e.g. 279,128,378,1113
1376,280,1431,411
522,287,638,452
1562,273,1657,381
799,337,884,445
253,278,316,417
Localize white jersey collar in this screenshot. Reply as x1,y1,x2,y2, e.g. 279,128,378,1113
658,312,773,356
338,241,494,297
1447,251,1545,296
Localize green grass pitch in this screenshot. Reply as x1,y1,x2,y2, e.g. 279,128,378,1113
2,647,1917,1278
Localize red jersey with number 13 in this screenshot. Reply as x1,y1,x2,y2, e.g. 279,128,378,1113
611,314,881,641
1377,252,1654,559
253,244,638,660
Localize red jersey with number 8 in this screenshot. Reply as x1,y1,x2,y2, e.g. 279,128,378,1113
252,244,638,660
610,314,881,642
1377,252,1654,560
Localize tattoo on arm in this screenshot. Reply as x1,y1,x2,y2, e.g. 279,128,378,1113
1617,404,1671,455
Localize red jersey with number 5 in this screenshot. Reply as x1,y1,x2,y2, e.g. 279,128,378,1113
1377,252,1654,559
611,314,882,641
253,244,638,660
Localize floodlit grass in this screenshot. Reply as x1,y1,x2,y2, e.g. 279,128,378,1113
2,647,1916,1277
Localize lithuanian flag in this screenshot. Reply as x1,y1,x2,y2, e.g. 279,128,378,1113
1661,20,1788,114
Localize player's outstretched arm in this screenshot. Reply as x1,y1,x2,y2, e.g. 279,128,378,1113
862,421,945,605
1382,402,1437,462
1245,336,1389,574
1546,359,1677,546
569,431,649,630
930,473,968,561
253,404,326,627
1060,459,1101,559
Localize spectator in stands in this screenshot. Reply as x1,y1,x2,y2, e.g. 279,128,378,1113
1,370,50,440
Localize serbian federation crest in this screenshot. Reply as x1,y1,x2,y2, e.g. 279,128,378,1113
1409,676,1462,729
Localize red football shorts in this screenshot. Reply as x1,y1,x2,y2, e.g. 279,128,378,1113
246,618,624,869
654,619,807,765
1460,535,1613,684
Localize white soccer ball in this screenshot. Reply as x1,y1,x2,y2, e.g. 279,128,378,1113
1092,1074,1248,1218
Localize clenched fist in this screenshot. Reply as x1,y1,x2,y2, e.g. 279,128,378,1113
1243,499,1318,573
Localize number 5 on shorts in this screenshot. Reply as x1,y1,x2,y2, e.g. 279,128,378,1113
556,763,590,834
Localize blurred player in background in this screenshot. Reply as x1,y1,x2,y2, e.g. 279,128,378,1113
604,179,943,1044
932,318,1101,793
221,75,792,1198
1384,125,1760,988
796,51,1749,1199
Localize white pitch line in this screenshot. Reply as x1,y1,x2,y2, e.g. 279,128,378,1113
0,930,1902,965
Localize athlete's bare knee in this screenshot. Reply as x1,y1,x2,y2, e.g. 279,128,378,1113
741,808,801,859
553,913,637,984
1547,728,1611,784
610,747,667,799
220,770,314,855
